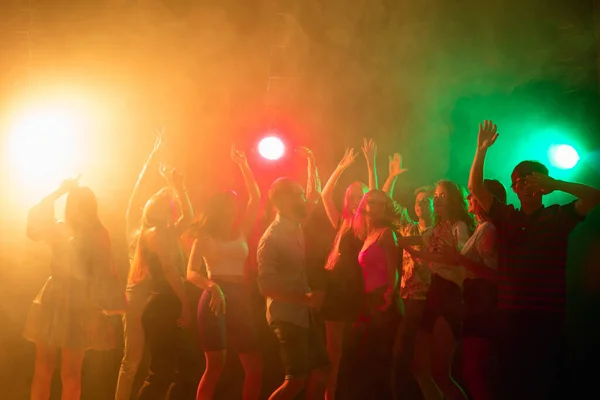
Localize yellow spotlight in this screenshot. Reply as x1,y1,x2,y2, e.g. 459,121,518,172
7,103,86,197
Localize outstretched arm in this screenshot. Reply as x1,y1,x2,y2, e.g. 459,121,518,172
382,153,407,196
126,128,163,242
162,167,194,236
321,148,358,229
362,138,378,190
231,145,261,237
296,147,321,206
468,120,499,213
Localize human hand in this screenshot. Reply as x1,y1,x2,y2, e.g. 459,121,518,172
337,148,358,170
524,172,557,195
59,176,81,194
388,153,407,177
361,138,377,165
295,146,315,161
160,164,185,189
209,285,226,315
177,303,191,328
477,120,499,152
151,125,164,156
305,291,325,309
231,144,248,166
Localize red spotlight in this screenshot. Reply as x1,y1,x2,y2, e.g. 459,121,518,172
258,136,285,160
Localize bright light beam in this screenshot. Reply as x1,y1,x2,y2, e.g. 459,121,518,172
258,136,285,160
548,144,580,170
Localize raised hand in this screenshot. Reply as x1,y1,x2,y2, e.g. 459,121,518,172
337,148,358,170
477,120,499,151
160,164,185,189
230,144,248,166
152,125,164,155
361,138,377,164
524,172,557,195
295,146,315,160
59,175,81,194
388,153,407,177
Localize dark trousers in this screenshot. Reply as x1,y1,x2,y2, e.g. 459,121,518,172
393,299,425,400
495,310,566,400
338,292,402,400
138,293,198,400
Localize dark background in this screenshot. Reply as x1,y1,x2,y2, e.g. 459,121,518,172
1,0,599,398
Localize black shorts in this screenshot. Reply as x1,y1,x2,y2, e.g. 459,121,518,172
270,317,330,380
197,280,259,353
420,274,463,339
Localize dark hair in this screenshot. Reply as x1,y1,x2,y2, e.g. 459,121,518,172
65,186,101,232
190,190,238,238
414,186,433,197
268,177,298,208
511,161,549,187
434,180,476,235
484,179,507,203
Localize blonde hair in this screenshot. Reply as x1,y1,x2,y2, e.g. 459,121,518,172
353,190,401,240
128,188,174,284
433,180,476,235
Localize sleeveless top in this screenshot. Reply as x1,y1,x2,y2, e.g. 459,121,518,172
358,242,388,293
203,235,249,278
143,237,184,294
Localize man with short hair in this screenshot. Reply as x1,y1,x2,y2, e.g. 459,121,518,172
468,120,600,399
257,178,330,400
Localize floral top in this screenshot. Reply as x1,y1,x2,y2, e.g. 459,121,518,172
399,223,432,300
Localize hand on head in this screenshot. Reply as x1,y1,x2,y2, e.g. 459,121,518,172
524,172,557,195
59,175,81,194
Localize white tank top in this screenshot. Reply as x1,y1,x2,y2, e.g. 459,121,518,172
203,235,249,278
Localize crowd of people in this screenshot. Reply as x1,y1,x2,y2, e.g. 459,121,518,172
22,120,600,400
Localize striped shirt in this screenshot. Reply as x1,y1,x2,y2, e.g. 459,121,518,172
488,198,583,312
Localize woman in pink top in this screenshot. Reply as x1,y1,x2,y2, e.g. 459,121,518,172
343,189,402,399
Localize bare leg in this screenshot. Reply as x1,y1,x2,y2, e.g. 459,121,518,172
239,352,263,400
31,343,58,400
324,321,345,400
60,348,85,400
413,330,443,400
430,318,468,400
268,378,306,400
196,350,226,400
306,367,329,400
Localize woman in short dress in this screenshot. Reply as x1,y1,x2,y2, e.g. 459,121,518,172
25,178,124,400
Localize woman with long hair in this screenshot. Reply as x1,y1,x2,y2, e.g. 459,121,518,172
186,145,262,400
320,139,377,400
132,167,196,399
435,179,505,400
345,189,403,399
25,178,125,400
116,128,173,400
408,180,474,400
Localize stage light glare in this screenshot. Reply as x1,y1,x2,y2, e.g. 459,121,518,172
258,136,285,160
549,144,580,169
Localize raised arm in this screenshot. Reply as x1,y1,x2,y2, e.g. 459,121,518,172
126,128,163,242
524,173,600,217
468,120,499,213
231,144,261,237
296,146,321,210
187,239,226,315
147,229,190,327
362,138,378,190
321,148,358,229
162,167,194,237
382,153,407,196
27,178,78,242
